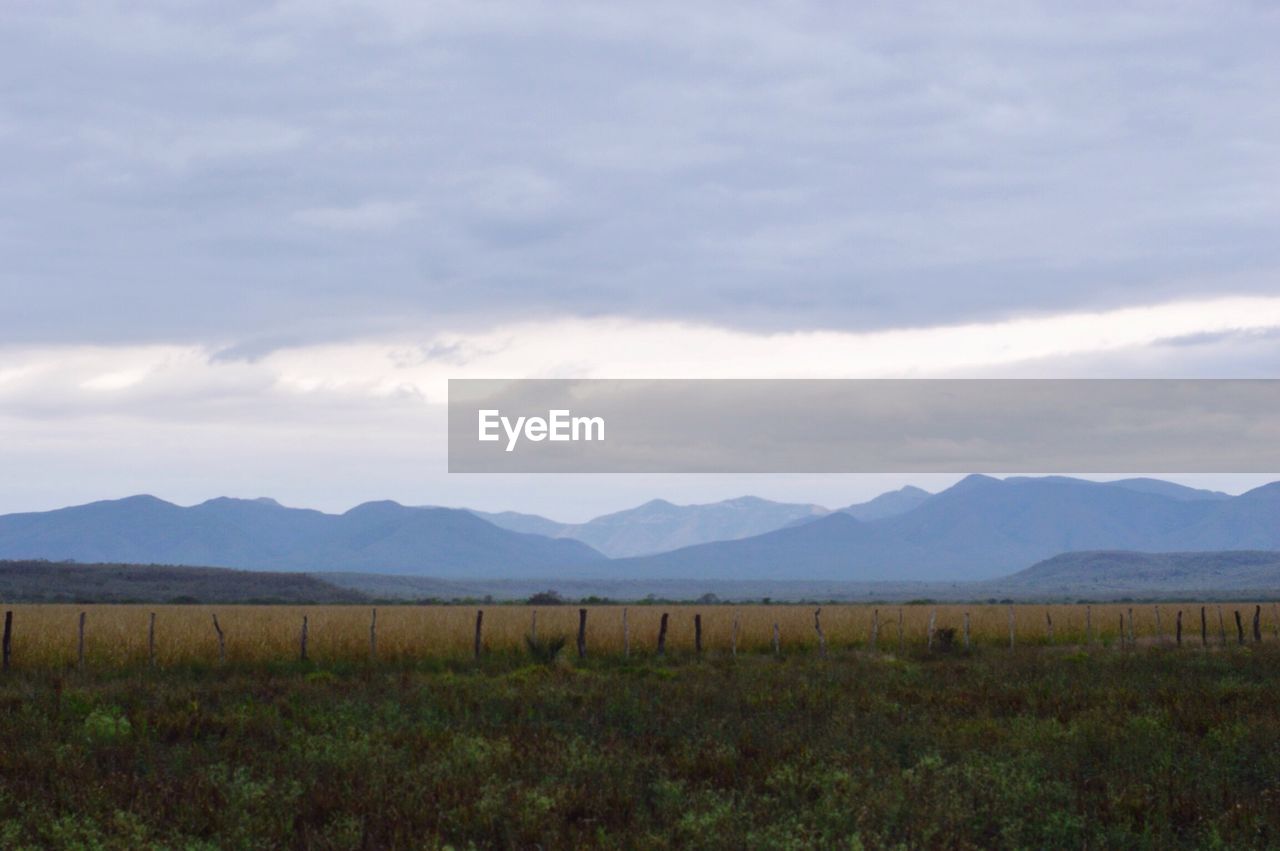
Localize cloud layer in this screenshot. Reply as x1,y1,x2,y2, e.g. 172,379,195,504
2,294,1279,425
3,2,1279,346
4,3,1279,517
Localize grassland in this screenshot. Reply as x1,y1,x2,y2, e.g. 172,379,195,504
2,602,1277,669
3,644,1280,848
3,603,1278,848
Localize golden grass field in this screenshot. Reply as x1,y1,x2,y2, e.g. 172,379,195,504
3,602,1279,669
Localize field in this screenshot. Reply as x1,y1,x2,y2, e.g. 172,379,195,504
2,643,1280,848
3,603,1280,848
4,602,1279,668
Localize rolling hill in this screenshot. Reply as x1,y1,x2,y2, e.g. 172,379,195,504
0,559,369,603
998,550,1280,596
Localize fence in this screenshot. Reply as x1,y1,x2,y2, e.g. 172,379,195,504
0,602,1276,671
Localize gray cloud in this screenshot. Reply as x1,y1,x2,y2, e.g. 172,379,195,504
2,1,1279,350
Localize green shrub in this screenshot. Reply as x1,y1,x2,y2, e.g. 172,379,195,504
525,634,567,665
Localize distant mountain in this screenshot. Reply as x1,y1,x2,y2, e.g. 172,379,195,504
0,496,605,577
1101,478,1229,502
840,486,932,521
0,559,368,604
1001,550,1280,596
1004,476,1231,502
618,476,1280,582
476,496,830,557
468,509,566,538
5,477,1277,584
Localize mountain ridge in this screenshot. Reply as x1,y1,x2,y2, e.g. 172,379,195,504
2,477,1277,582
0,497,604,577
616,476,1280,581
473,495,832,557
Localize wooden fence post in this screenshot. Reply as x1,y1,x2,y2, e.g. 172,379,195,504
474,609,484,660
1217,606,1227,646
211,614,226,664
1176,610,1182,647
1273,603,1280,640
657,612,669,656
1201,606,1207,648
870,608,879,652
622,608,630,658
148,612,157,668
772,622,780,657
1085,605,1092,645
300,615,309,662
926,609,937,652
369,608,377,661
2,611,10,672
897,608,905,653
1234,610,1244,645
1153,606,1165,645
694,613,703,656
1126,608,1135,648
1045,609,1053,644
1252,605,1262,643
813,609,827,658
963,611,971,651
1118,614,1125,649
77,612,86,672
1008,605,1016,650
530,610,537,643
731,611,739,658
578,608,588,659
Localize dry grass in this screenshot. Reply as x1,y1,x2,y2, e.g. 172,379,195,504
2,602,1276,669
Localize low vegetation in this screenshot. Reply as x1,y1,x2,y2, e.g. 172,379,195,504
0,561,366,605
2,646,1279,848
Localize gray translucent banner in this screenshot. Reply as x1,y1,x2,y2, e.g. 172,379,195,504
448,379,1280,473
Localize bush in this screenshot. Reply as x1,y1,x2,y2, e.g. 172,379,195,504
83,707,131,743
525,634,567,665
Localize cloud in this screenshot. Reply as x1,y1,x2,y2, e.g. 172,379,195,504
4,3,1280,515
293,200,419,231
2,294,1278,426
80,117,307,173
2,293,1279,516
2,2,1279,344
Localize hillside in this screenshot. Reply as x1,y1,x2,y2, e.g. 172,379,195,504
0,560,368,603
1000,550,1280,596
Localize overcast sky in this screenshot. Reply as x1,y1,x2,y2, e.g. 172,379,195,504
3,2,1280,519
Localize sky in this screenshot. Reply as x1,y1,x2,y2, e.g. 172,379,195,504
2,2,1279,520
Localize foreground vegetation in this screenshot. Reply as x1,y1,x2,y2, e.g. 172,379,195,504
2,646,1279,849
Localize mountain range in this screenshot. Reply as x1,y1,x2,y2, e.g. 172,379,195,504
471,487,932,557
0,495,603,576
614,476,1279,580
0,476,1275,583
472,496,830,557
